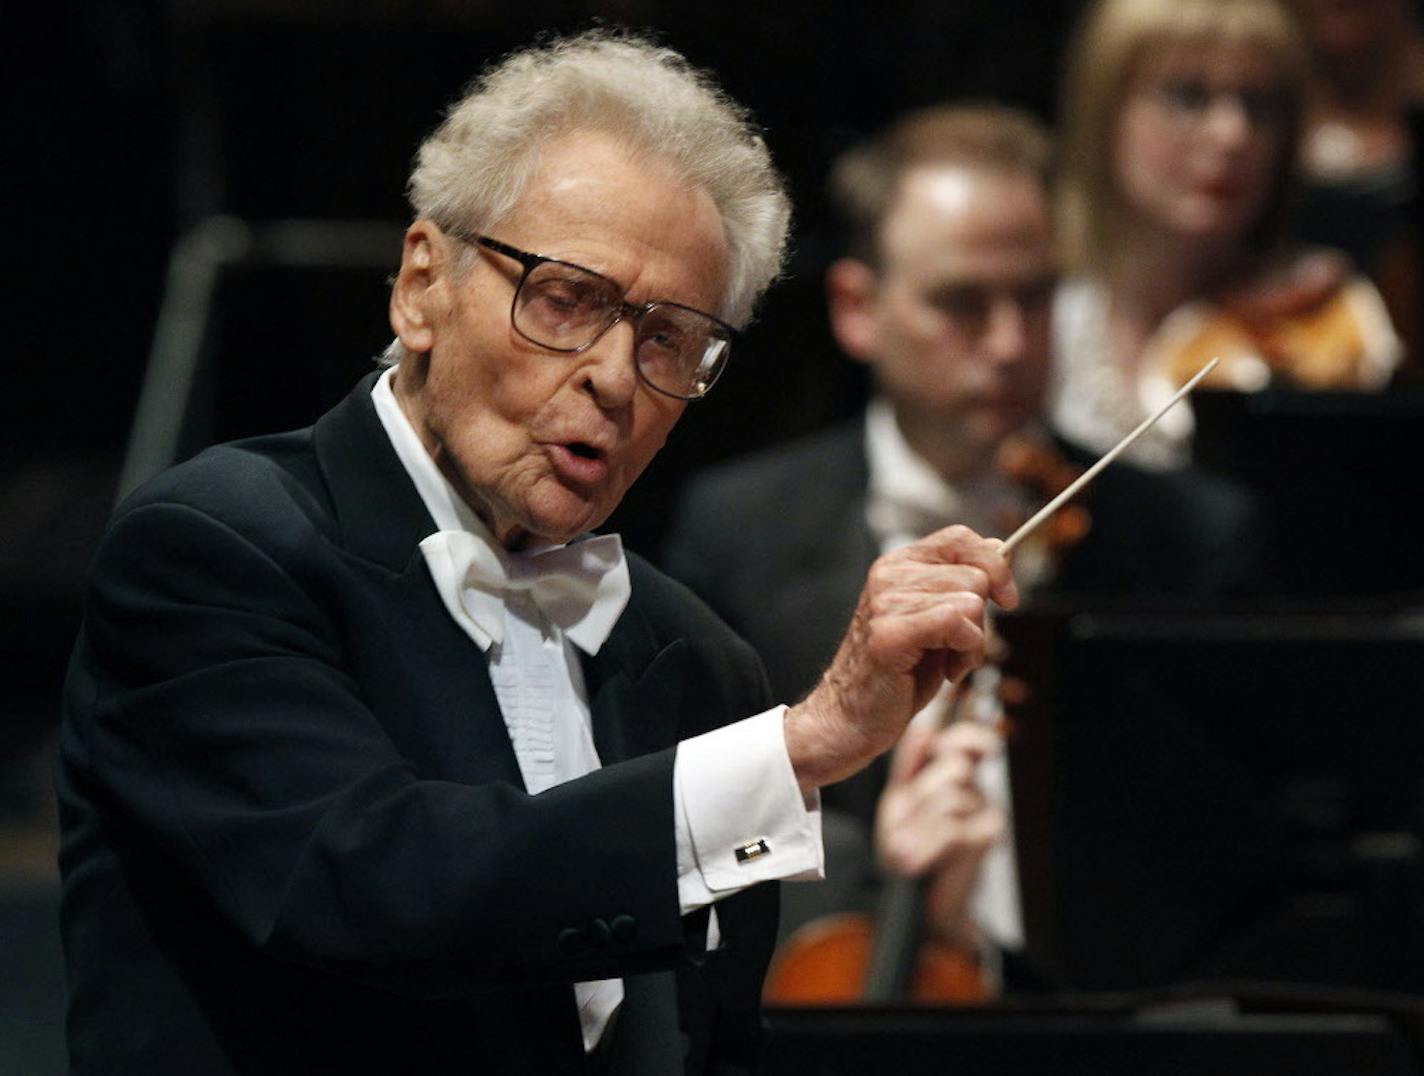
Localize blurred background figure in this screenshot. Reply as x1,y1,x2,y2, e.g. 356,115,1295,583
1050,0,1403,470
663,104,1258,1002
1291,0,1424,377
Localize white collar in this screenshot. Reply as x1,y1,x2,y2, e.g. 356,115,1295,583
864,396,969,528
371,365,487,537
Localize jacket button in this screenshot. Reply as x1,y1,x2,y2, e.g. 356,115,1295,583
611,915,637,944
588,917,612,946
557,927,586,955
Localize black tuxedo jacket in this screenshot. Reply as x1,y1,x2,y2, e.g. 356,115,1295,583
662,417,1261,827
58,375,778,1075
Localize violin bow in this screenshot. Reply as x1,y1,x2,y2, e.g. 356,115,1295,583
999,357,1220,556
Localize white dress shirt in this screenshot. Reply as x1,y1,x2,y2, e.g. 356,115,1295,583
371,368,823,1050
1047,275,1402,471
863,398,1026,953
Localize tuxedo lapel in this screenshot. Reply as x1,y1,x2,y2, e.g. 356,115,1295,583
380,555,528,785
582,599,687,766
311,372,435,573
309,374,526,787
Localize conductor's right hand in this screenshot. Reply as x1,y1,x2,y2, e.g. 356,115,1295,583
782,525,1017,794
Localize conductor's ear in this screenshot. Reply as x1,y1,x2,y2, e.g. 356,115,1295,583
389,221,451,355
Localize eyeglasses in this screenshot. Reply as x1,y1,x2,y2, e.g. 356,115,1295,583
1144,78,1289,130
454,232,736,401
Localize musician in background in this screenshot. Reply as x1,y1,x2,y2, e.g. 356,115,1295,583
1051,0,1403,471
663,105,1258,994
1290,0,1424,374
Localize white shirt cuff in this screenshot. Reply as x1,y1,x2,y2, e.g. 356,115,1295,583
674,705,824,914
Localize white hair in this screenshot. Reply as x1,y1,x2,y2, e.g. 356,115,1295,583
380,30,790,368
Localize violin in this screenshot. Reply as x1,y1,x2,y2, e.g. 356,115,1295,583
1157,257,1397,391
762,674,1004,1005
995,432,1091,556
762,437,1088,1007
762,879,993,1004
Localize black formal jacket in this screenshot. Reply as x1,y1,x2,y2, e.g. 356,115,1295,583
57,375,779,1076
662,417,1261,829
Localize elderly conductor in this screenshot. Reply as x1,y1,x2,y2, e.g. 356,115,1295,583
57,32,1016,1075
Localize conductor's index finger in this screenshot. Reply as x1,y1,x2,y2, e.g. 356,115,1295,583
914,525,1019,610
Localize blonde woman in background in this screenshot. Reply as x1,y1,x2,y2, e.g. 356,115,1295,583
1050,0,1402,469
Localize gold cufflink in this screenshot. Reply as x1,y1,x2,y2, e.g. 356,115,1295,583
734,838,771,864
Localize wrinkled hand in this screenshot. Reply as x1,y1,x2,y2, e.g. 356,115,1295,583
876,718,1005,948
784,525,1017,792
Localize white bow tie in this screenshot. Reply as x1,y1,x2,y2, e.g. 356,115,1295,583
420,529,631,654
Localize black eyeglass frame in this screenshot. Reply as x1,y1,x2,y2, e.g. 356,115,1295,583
453,231,737,401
